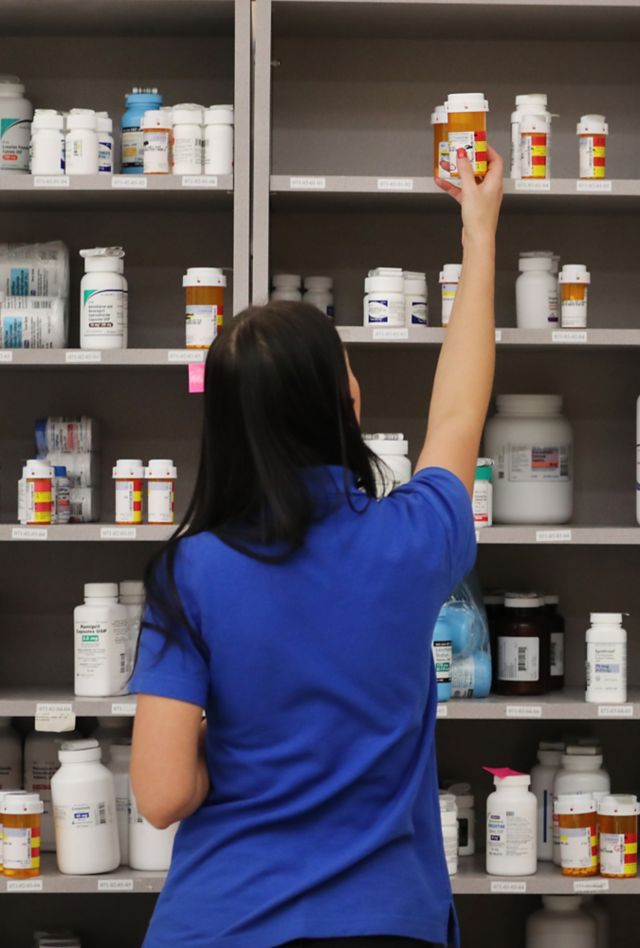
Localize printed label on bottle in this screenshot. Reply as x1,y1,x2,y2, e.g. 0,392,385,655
561,296,588,329
147,481,175,524
520,132,547,179
114,479,143,525
498,636,540,682
559,824,598,870
366,297,405,327
4,825,38,870
448,129,487,177
186,304,218,348
409,301,428,325
54,801,113,830
98,140,113,174
487,811,534,859
75,618,131,689
472,481,492,525
600,832,638,876
433,640,452,685
550,632,564,676
83,288,127,340
441,285,457,327
579,136,606,180
1,117,31,171
506,444,571,482
438,140,450,178
586,642,627,699
121,129,144,171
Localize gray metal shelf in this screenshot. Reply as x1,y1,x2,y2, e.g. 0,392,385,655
0,855,163,894
453,855,639,896
0,687,136,718
1,525,173,542
0,175,233,210
0,349,207,367
338,327,640,349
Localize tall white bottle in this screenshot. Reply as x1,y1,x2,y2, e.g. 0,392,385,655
74,583,130,697
486,772,537,876
531,741,564,861
129,786,179,871
108,742,131,865
24,729,80,852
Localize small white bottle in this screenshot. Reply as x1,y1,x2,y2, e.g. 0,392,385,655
65,109,99,175
365,268,405,327
271,273,302,303
0,720,22,789
403,271,428,327
51,739,120,874
439,264,462,327
439,793,459,875
79,247,128,349
30,109,65,176
526,896,597,948
363,433,412,496
204,104,234,175
486,772,537,876
74,583,131,697
585,613,627,704
24,729,81,852
108,742,131,865
530,741,564,861
172,104,204,175
516,251,559,329
119,580,145,672
96,112,114,174
129,786,179,871
303,276,334,319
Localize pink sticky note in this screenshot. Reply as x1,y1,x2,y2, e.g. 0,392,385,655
483,767,527,781
188,363,205,393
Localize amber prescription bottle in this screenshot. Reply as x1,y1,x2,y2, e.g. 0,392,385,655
183,267,227,349
598,794,638,879
495,593,550,696
445,92,489,179
578,114,608,180
431,104,448,179
2,792,43,878
559,264,590,330
555,793,598,877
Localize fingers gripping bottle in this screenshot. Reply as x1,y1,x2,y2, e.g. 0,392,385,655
445,92,489,179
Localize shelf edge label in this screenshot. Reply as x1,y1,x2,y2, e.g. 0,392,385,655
506,705,542,719
7,878,44,892
535,529,572,543
98,878,134,892
377,177,414,191
66,350,102,363
552,330,587,344
0,351,14,362
35,703,76,733
576,180,612,193
12,527,48,540
436,703,448,719
111,702,137,716
494,329,502,342
289,176,326,190
372,327,409,341
112,175,148,189
100,527,137,540
182,175,218,188
598,704,633,718
167,349,206,363
33,175,69,188
574,878,610,893
490,881,527,893
514,179,551,192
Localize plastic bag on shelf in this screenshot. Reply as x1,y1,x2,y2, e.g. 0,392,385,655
436,570,492,699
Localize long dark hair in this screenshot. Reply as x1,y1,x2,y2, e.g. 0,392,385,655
143,301,380,654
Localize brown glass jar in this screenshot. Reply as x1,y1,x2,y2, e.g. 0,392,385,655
544,594,565,691
495,593,550,696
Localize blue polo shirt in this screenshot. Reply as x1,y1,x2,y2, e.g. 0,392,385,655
131,465,476,948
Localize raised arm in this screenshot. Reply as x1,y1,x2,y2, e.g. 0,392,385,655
415,145,503,495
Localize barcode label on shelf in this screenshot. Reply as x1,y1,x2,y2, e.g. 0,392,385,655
12,527,48,540
552,330,587,344
574,878,610,893
182,175,218,188
98,878,134,892
436,704,448,718
100,527,137,540
506,705,542,719
35,702,76,733
111,702,137,716
0,351,13,362
167,349,206,363
598,704,634,718
66,350,102,363
372,328,409,341
494,329,502,342
7,878,43,892
576,180,612,193
377,177,414,191
515,180,551,192
33,175,69,188
535,530,572,543
289,176,326,190
112,176,148,189
490,881,527,893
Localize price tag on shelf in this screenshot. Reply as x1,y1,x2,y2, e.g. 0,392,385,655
490,881,527,894
515,180,551,192
506,705,543,719
289,176,326,190
7,878,43,892
0,351,14,362
436,704,448,719
574,878,610,893
112,175,147,189
33,175,69,188
372,327,409,341
376,177,414,191
35,702,76,733
100,527,137,540
576,180,612,193
12,527,48,541
189,363,206,393
66,350,102,363
98,878,134,892
535,530,572,543
167,349,206,363
111,702,137,716
552,330,587,344
182,175,218,188
598,704,634,718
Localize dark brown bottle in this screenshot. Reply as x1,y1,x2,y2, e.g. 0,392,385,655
495,593,550,696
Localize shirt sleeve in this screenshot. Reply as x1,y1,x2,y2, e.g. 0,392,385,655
129,541,210,708
389,466,477,591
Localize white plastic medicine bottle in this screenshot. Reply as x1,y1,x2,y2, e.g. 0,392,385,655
96,112,114,174
129,785,179,871
486,772,537,876
585,613,627,704
365,268,405,327
363,433,412,496
51,739,120,874
119,580,146,671
108,741,131,865
30,109,65,176
204,104,234,175
65,109,99,175
24,729,80,852
79,247,128,349
530,741,564,862
516,251,559,329
172,104,204,175
74,583,131,697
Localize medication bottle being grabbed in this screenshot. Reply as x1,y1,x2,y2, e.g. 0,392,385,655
559,264,590,329
472,458,493,527
145,459,177,525
555,793,598,877
585,613,627,705
445,92,489,178
74,583,130,697
431,104,448,178
598,794,639,879
363,433,412,495
184,267,226,348
129,785,178,871
121,87,163,174
1,792,43,877
578,115,608,180
485,769,537,876
79,247,128,349
440,264,461,328
495,593,550,696
113,459,144,525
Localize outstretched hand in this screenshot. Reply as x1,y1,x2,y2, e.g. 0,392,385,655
436,145,503,244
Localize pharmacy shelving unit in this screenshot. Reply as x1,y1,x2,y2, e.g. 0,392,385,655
252,0,640,944
0,0,250,944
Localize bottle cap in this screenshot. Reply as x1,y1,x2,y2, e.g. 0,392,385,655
32,109,64,131
173,105,204,125
483,767,531,787
559,264,590,285
1,792,43,815
577,114,608,136
119,580,145,598
113,459,144,479
439,264,462,283
431,104,447,125
590,613,624,625
182,267,226,288
85,582,118,598
204,105,234,126
66,109,97,131
554,793,596,815
598,794,639,817
475,458,493,481
515,93,548,110
272,273,302,288
445,92,489,114
304,276,333,291
145,459,177,479
25,459,53,479
96,111,113,134
58,739,102,764
504,592,544,609
0,75,25,95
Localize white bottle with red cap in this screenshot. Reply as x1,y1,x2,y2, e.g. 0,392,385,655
486,768,537,875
